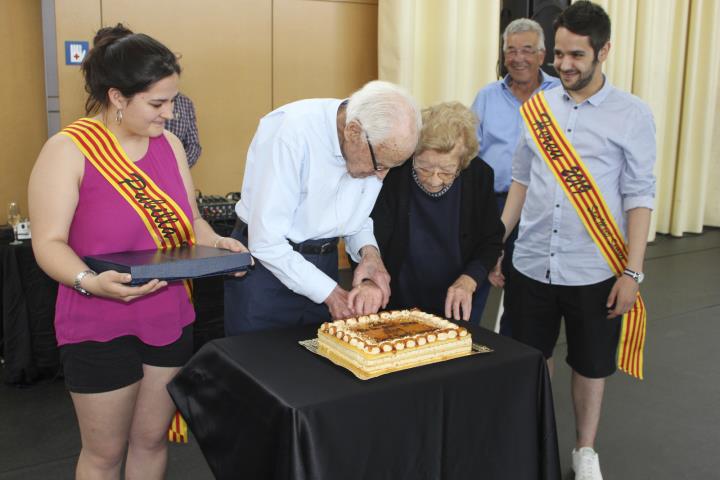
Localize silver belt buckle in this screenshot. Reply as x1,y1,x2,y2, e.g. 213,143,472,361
318,241,333,254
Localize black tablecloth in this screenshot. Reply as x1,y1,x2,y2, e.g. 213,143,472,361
0,240,60,384
168,324,561,480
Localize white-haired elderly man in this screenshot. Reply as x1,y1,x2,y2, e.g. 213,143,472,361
470,18,560,332
224,80,421,334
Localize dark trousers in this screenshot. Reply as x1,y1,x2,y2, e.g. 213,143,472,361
223,225,337,336
472,194,517,335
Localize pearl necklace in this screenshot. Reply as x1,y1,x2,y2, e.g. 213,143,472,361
412,168,454,197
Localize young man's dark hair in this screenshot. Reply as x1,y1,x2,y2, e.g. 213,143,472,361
553,1,611,59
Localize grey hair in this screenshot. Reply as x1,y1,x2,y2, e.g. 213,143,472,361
502,18,546,51
346,80,421,148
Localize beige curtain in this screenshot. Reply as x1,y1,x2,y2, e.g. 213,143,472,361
593,0,637,92
379,0,501,107
710,89,720,226
379,0,720,237
670,0,720,234
630,0,720,236
631,0,690,238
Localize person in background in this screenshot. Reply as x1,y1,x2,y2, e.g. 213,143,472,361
371,102,504,324
165,91,202,167
531,0,564,75
470,18,560,331
224,80,421,335
498,3,656,478
28,25,247,479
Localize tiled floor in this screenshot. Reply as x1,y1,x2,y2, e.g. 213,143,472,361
1,229,718,479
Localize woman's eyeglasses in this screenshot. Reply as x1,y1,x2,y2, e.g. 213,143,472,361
412,161,458,183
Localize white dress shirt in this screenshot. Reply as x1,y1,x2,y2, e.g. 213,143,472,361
236,98,382,303
512,79,656,286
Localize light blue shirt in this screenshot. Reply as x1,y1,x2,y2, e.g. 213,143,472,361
236,99,382,303
512,79,656,286
471,71,560,193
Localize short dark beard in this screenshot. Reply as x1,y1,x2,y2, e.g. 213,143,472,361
562,59,599,92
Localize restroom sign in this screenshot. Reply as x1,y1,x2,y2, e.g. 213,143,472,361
65,41,89,65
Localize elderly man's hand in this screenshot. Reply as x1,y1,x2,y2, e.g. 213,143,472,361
213,236,254,277
353,246,391,308
347,280,384,316
445,274,477,321
324,285,354,320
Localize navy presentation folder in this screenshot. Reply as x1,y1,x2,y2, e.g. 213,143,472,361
84,245,252,285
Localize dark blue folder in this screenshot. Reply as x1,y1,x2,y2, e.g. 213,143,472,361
84,245,252,285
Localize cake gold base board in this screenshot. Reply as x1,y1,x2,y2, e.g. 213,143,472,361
299,338,493,381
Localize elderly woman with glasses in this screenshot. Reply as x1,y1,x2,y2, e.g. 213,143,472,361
371,102,504,324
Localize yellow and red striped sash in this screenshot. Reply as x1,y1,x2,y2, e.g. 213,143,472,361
520,91,646,379
168,411,188,443
61,118,195,250
62,118,194,441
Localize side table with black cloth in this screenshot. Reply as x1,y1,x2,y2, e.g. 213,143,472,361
168,324,561,480
0,240,60,384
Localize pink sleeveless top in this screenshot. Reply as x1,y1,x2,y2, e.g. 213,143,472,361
54,133,195,346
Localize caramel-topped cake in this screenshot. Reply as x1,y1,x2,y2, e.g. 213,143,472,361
317,309,471,379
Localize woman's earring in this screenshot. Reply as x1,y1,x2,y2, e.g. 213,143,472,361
115,109,123,125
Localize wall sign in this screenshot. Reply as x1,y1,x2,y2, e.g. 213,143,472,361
65,41,88,65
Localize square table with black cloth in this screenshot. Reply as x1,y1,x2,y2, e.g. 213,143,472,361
168,324,561,480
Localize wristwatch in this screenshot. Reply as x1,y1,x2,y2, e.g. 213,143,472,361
73,269,97,296
623,268,644,284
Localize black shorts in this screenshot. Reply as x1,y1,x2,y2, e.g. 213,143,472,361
59,324,194,394
505,269,621,378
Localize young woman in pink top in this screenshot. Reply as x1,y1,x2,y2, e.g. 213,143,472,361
28,24,248,479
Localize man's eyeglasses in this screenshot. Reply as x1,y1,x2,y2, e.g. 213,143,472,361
504,47,539,58
365,132,385,172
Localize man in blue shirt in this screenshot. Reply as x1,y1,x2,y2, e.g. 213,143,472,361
499,3,656,479
224,81,421,335
470,18,560,330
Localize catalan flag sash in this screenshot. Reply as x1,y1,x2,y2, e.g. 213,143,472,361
62,118,194,441
168,410,188,444
520,92,646,379
61,118,195,251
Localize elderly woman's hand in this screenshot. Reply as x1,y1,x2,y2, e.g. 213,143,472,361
488,253,505,288
347,279,384,316
213,236,254,277
445,274,477,321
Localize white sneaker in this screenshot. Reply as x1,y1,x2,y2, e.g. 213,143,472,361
572,447,603,480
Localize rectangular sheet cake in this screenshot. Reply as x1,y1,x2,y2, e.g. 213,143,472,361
317,309,471,379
